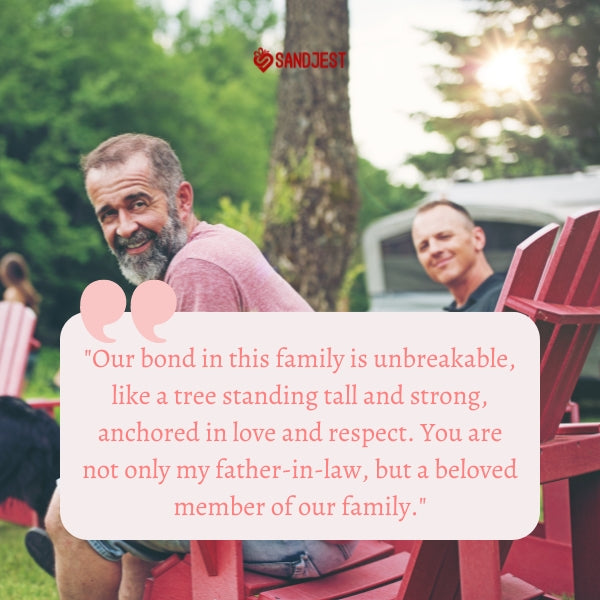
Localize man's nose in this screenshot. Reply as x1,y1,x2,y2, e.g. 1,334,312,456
428,239,443,255
115,210,139,238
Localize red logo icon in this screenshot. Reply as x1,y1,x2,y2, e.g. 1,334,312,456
253,47,274,72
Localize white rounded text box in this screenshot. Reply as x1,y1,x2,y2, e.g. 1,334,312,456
60,311,540,540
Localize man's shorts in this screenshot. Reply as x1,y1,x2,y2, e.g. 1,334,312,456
87,539,358,579
87,540,189,562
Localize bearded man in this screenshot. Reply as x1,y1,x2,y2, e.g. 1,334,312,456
29,134,356,600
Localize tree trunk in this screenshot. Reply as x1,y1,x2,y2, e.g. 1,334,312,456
263,0,360,311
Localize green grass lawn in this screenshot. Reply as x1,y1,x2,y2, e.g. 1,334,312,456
0,521,58,599
23,347,60,400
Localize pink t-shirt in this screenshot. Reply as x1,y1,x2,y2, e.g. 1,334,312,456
165,222,313,312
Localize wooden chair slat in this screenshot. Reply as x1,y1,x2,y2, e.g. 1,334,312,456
503,298,600,323
257,553,409,600
494,224,558,311
537,210,600,306
459,540,501,600
190,540,244,600
0,301,49,527
0,301,37,396
499,573,545,600
244,540,394,596
396,540,460,600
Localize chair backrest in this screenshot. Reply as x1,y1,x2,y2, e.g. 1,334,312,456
396,210,600,600
0,301,37,396
496,208,600,442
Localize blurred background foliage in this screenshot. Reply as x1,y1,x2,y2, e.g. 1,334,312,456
0,0,418,345
408,0,600,180
2,0,597,344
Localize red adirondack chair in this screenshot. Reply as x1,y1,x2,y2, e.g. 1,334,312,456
496,208,600,598
0,301,39,397
0,301,59,526
0,301,41,526
396,207,600,600
144,208,600,600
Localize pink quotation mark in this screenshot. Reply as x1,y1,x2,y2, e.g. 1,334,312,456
80,280,126,343
131,280,176,343
80,280,176,343
253,47,274,72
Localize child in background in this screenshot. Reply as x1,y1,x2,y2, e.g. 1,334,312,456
1,252,42,378
0,252,41,314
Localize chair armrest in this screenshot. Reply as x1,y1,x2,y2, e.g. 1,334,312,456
504,297,600,324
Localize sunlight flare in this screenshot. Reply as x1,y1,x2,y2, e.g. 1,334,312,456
477,48,532,99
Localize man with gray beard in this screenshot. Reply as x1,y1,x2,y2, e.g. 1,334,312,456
28,134,354,600
82,134,311,311
84,134,190,285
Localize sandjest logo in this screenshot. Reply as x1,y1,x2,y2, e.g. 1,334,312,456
253,47,347,72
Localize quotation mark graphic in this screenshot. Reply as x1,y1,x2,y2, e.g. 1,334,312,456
80,280,176,343
253,47,274,72
80,280,126,343
131,280,177,343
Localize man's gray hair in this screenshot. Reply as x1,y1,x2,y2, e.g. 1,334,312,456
81,133,184,201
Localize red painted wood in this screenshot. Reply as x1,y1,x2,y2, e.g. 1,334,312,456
506,535,573,596
143,555,193,600
494,224,558,311
537,210,600,442
540,434,600,482
244,540,394,596
27,398,60,418
483,209,600,599
0,301,51,527
384,540,415,553
147,542,398,600
396,541,460,600
195,541,219,576
257,552,409,600
541,480,571,544
0,301,37,397
499,210,600,443
499,574,545,599
537,210,600,305
190,540,244,600
459,541,501,600
326,581,401,600
503,298,600,324
557,422,600,435
0,497,38,527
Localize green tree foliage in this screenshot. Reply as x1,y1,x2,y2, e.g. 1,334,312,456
0,0,277,342
356,158,424,230
408,0,600,180
0,0,416,342
173,1,279,215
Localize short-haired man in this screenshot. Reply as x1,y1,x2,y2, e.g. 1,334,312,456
411,199,505,312
30,134,355,600
82,133,312,311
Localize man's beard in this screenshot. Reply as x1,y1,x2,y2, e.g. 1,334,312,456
111,208,188,285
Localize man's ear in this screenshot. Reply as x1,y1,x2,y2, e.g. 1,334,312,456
472,225,487,251
175,182,194,222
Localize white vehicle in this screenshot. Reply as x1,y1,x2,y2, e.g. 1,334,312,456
362,171,600,387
